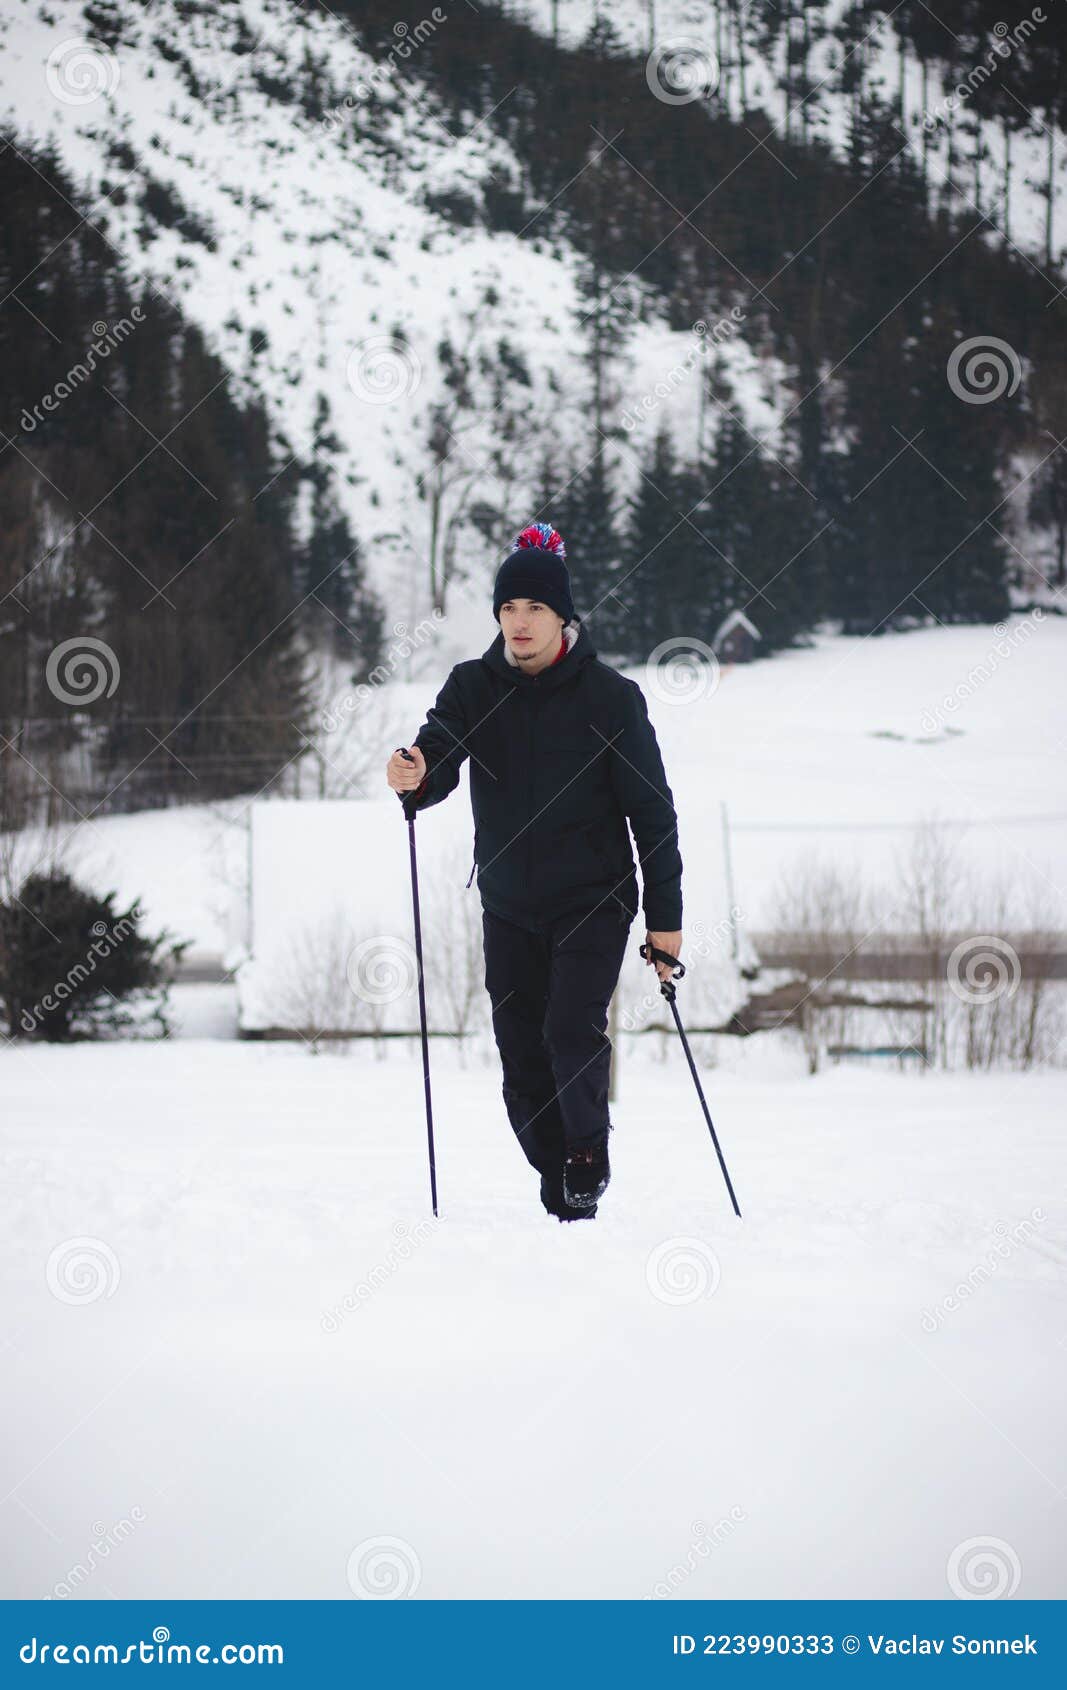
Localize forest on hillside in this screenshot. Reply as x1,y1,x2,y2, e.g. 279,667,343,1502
2,0,1066,819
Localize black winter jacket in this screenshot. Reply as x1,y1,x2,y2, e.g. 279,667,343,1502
398,619,683,933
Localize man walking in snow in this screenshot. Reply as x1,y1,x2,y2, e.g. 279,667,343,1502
386,525,683,1222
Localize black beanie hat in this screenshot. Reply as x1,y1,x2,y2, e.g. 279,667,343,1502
492,523,574,623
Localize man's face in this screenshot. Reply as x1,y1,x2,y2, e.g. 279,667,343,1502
499,599,564,668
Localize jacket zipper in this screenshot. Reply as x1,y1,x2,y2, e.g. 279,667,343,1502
526,692,534,898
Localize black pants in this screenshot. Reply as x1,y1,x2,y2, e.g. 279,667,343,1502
482,900,633,1179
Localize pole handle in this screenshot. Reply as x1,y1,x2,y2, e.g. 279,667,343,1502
639,941,685,979
639,941,684,1001
395,746,420,823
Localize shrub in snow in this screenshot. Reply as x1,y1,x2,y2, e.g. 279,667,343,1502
0,870,188,1042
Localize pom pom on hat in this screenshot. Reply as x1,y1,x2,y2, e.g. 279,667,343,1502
510,522,566,562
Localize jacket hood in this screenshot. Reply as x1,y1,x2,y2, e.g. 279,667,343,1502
481,616,597,690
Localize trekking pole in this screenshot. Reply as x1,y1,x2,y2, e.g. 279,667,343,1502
397,749,438,1218
639,942,742,1219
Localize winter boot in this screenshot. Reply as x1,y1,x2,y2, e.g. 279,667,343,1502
563,1130,611,1209
540,1170,597,1223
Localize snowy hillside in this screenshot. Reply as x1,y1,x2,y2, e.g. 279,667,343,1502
0,0,778,624
518,0,1061,261
7,0,1051,639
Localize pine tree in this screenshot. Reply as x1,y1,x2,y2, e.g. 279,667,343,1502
691,411,816,652
621,425,738,659
620,426,683,658
298,395,384,671
556,446,623,654
1029,448,1067,590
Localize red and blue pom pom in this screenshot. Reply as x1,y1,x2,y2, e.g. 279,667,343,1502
513,522,566,561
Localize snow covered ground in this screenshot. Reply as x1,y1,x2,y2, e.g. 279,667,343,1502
2,1033,1065,1600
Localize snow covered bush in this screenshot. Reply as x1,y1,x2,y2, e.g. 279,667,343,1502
0,869,187,1041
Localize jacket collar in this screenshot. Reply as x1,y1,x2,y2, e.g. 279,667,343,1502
481,617,595,689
